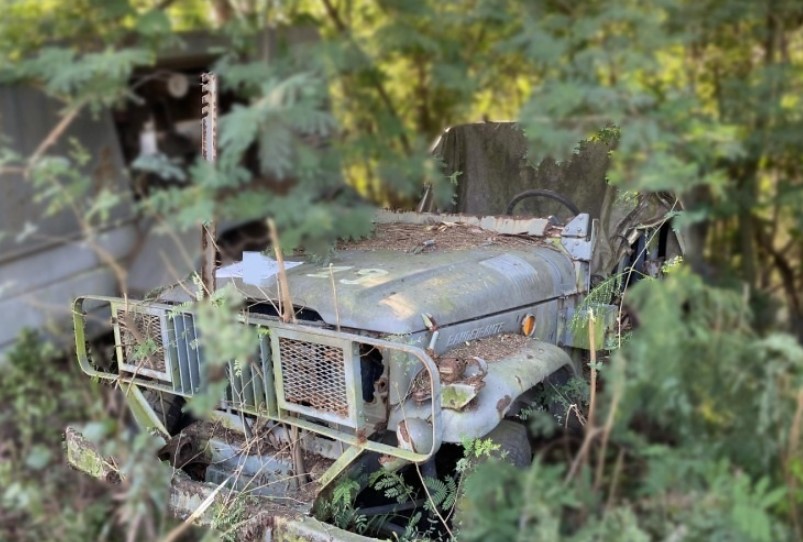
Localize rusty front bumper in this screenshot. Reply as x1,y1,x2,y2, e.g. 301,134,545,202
64,427,376,542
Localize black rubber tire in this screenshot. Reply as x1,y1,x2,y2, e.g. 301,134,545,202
141,388,185,435
505,188,581,216
542,367,584,435
484,420,532,468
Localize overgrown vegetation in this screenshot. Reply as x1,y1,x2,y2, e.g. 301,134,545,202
320,437,502,540
0,331,175,541
0,331,213,541
0,331,112,541
458,271,803,541
1,0,802,540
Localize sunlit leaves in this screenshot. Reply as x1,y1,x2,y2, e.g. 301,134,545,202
12,47,153,110
131,153,187,182
618,270,803,473
135,9,171,39
217,72,336,179
187,284,258,417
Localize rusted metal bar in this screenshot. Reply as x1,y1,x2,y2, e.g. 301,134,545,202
64,427,375,541
200,73,218,298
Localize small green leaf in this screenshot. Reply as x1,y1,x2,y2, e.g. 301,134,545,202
24,445,52,470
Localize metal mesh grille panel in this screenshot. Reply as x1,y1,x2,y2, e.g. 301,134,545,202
278,338,349,417
117,309,167,373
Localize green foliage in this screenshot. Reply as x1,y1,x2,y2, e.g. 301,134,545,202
2,0,802,539
369,469,417,505
0,331,192,541
422,475,458,513
456,436,502,473
636,452,789,542
318,438,506,539
182,283,259,417
458,459,570,542
0,331,112,541
10,47,154,110
0,0,157,60
144,60,378,254
617,270,803,473
328,477,369,533
458,270,803,541
520,376,590,437
459,453,794,542
317,472,406,536
110,429,174,539
508,0,803,307
26,140,124,225
208,494,249,542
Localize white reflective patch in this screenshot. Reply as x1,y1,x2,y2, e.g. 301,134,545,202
339,268,389,285
216,251,302,285
306,266,353,279
479,253,537,277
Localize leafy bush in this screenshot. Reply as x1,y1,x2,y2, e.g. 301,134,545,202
0,331,180,542
458,271,803,541
0,331,112,541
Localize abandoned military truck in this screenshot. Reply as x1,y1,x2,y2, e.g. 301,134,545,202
72,204,606,483
70,124,681,538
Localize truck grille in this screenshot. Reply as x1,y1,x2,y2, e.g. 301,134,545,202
110,301,359,423
116,306,195,387
277,337,349,418
117,309,167,374
225,334,272,413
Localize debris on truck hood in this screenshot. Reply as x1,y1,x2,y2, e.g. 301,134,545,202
156,211,588,338
443,333,533,363
211,248,577,337
339,213,560,253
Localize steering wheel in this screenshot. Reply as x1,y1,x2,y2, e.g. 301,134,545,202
505,189,581,216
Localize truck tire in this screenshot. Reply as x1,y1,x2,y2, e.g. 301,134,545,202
484,420,532,468
544,367,584,433
141,389,185,435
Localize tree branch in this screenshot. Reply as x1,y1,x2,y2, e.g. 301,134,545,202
26,104,84,168
319,0,411,154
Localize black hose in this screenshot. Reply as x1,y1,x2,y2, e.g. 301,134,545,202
375,521,407,537
356,498,427,517
505,189,581,216
421,458,438,480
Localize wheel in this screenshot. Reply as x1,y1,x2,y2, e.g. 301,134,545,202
141,388,186,435
543,367,584,433
505,189,581,217
484,420,532,468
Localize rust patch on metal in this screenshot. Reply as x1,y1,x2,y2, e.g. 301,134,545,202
410,371,433,404
378,454,394,467
356,428,367,444
496,395,512,416
397,421,411,444
278,338,350,417
438,356,467,383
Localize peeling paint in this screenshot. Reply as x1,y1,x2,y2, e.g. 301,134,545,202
496,395,512,416
397,420,410,444
441,384,478,410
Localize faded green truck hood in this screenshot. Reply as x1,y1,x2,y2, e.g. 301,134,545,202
219,247,577,335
